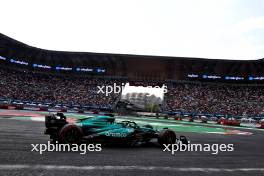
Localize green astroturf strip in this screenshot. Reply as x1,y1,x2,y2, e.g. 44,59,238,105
118,116,263,131
116,118,227,134
9,116,34,120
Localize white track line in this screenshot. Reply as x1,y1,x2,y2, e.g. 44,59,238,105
0,165,263,172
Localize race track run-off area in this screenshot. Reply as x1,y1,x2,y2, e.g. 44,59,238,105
0,109,264,176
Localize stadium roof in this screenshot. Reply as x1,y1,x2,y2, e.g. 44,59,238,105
1,33,264,82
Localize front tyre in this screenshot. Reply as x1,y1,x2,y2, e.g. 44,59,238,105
58,124,83,144
158,129,176,146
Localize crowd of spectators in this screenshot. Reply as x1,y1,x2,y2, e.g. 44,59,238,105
1,67,264,116
165,82,264,116
0,68,123,109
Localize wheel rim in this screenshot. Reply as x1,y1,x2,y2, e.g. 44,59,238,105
63,127,80,143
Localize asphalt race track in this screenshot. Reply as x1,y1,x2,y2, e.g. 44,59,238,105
0,118,264,176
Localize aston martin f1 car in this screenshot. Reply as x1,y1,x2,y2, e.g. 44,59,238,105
44,113,188,146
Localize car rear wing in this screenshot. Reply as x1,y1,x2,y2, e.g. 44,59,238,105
45,112,68,128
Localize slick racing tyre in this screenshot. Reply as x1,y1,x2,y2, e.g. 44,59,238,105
58,124,83,144
158,129,176,146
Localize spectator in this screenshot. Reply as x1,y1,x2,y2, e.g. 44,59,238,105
164,82,264,116
0,68,123,109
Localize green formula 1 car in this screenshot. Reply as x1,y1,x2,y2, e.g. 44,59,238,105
44,113,188,147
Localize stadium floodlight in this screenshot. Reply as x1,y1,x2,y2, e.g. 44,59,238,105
249,76,264,81
33,64,51,69
76,68,93,72
187,74,199,78
225,76,244,80
96,68,106,73
0,56,6,60
9,58,28,65
205,75,221,79
56,66,72,71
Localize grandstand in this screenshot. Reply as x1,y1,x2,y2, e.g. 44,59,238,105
1,33,264,119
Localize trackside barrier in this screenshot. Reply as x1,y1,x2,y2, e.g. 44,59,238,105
60,108,67,112
0,104,263,130
15,105,24,110
259,122,264,129
78,110,84,113
39,107,48,111
175,117,182,121
0,105,9,109
162,115,263,130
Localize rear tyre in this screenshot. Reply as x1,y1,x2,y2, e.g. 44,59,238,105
158,129,176,146
58,124,83,144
